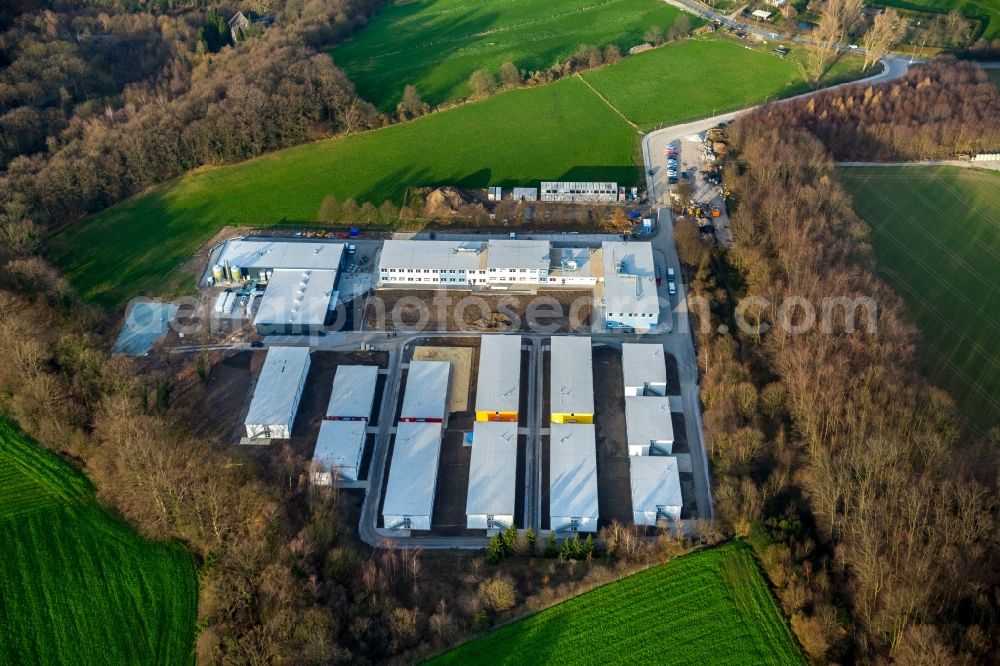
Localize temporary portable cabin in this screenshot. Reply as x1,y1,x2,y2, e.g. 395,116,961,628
475,335,522,422
550,336,594,424
243,346,311,440
382,421,443,531
465,421,518,530
624,396,674,455
549,423,599,532
630,456,682,524
622,343,668,396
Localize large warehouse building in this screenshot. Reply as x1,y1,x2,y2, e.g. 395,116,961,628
475,335,522,422
382,421,443,531
311,365,380,485
549,423,599,532
550,336,594,424
625,396,674,455
465,421,518,530
622,343,667,396
602,242,659,330
212,238,347,335
400,360,450,423
630,455,682,524
243,346,311,441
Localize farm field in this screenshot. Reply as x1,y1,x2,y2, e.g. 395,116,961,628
430,541,804,665
0,420,198,665
869,0,1000,40
582,38,863,130
840,166,1000,432
330,0,683,111
52,37,854,307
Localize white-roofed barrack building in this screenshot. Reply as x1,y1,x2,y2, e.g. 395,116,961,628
400,360,451,423
311,365,380,485
375,238,661,331
485,240,550,286
382,421,443,531
625,396,674,455
602,241,659,331
630,455,682,524
466,421,518,530
540,181,618,203
475,335,522,422
622,343,667,396
549,423,599,532
550,336,594,424
312,421,367,484
243,346,311,441
325,365,379,420
215,239,346,282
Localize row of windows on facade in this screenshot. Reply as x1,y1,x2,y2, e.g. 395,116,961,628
380,268,541,274
608,312,655,318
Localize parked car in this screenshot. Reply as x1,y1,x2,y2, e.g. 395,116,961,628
250,341,264,348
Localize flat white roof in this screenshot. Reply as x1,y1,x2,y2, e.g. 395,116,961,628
549,423,599,521
622,343,667,388
550,336,594,416
625,396,675,445
466,422,518,519
244,346,311,427
379,240,486,272
630,456,682,514
217,239,345,271
476,335,522,414
327,365,380,419
383,421,443,519
401,360,450,420
254,268,337,329
486,240,551,271
548,246,603,279
313,420,366,474
752,9,773,18
602,242,659,317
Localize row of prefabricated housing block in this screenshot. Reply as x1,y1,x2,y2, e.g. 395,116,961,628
623,343,683,525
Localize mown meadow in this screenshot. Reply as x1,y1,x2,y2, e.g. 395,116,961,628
429,541,804,665
0,420,198,665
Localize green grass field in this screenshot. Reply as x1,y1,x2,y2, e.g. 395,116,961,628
330,0,683,111
840,166,1000,432
429,541,804,665
582,39,861,131
0,420,198,664
869,0,1000,40
51,38,864,307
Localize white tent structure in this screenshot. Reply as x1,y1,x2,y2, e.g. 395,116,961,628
400,360,450,423
382,421,443,531
243,346,311,440
475,335,522,422
625,396,674,455
630,456,682,524
466,421,518,530
549,423,599,532
312,420,367,484
622,343,667,396
326,365,379,420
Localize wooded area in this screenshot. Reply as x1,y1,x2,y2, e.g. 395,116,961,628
678,60,1000,662
0,0,385,232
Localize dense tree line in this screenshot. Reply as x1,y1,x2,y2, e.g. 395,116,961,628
676,60,1000,662
747,58,1000,161
0,0,385,229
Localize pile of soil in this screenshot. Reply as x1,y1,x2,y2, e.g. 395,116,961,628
424,187,484,219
